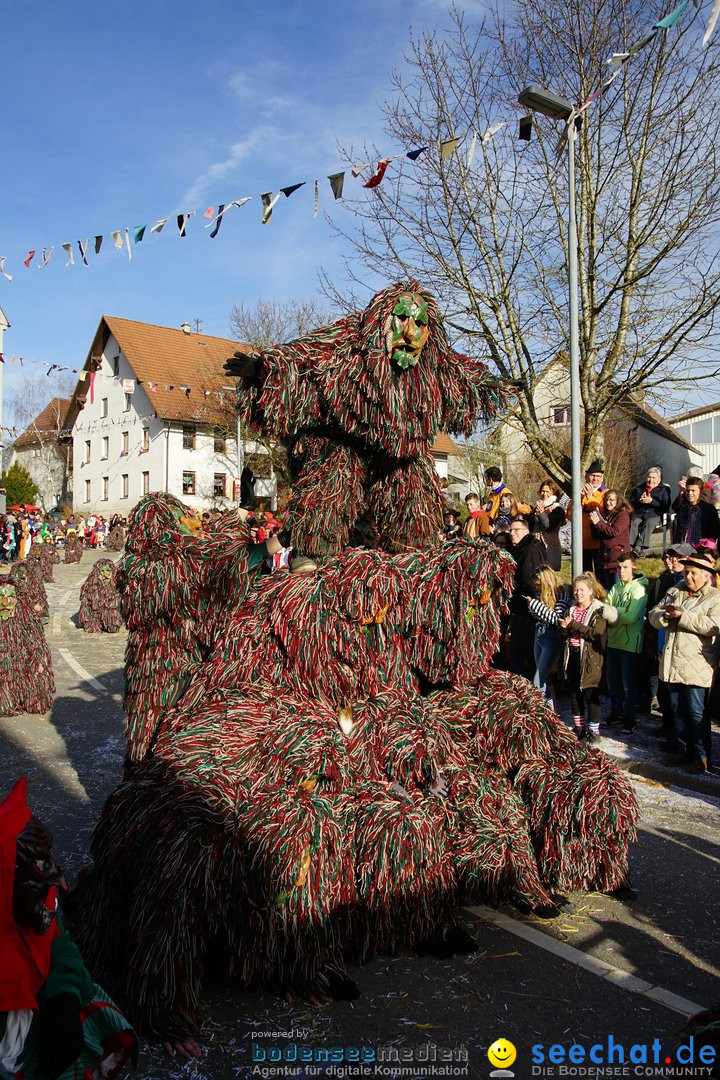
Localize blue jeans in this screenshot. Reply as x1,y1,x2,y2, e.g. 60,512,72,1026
533,624,561,701
605,647,639,720
669,683,707,761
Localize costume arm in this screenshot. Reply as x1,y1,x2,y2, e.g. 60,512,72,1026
439,351,510,434
234,347,322,438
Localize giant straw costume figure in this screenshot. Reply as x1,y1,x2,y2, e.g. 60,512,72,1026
0,572,54,716
226,281,508,555
77,559,122,634
77,285,639,1052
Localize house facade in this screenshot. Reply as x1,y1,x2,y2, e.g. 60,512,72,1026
65,316,276,515
669,402,720,477
10,397,71,510
492,362,701,493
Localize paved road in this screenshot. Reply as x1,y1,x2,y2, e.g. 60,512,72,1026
1,553,718,1080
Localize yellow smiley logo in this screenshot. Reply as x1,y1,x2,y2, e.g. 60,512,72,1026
488,1039,517,1069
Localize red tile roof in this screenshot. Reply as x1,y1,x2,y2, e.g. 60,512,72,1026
430,432,460,455
14,398,71,448
68,317,250,429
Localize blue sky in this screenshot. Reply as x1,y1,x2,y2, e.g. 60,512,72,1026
0,0,455,428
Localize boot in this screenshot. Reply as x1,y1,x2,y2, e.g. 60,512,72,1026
686,758,707,775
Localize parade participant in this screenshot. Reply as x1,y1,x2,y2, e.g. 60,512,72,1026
77,561,122,634
0,778,137,1079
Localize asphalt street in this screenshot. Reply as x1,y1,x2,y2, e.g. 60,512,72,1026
1,551,718,1080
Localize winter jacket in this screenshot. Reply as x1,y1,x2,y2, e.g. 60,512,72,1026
559,599,612,689
532,499,565,570
509,535,548,615
590,509,631,573
672,499,720,545
629,482,671,521
649,582,720,688
605,574,649,653
567,486,607,551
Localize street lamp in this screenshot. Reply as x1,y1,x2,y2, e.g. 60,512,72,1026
518,85,583,581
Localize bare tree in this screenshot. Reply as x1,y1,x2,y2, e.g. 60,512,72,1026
229,297,331,351
326,0,720,488
6,371,76,432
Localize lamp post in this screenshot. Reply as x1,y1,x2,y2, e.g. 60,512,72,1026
518,85,583,581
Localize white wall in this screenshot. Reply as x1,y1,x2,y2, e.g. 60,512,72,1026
10,442,67,510
72,334,276,513
671,407,720,478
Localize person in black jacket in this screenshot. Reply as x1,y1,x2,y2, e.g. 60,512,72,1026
629,466,671,554
507,517,547,679
672,476,720,545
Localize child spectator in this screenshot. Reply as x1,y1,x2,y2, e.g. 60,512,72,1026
493,489,532,535
558,573,614,742
440,508,462,543
525,565,572,709
603,551,648,732
589,489,631,590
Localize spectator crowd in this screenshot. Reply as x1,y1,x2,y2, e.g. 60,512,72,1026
444,461,720,776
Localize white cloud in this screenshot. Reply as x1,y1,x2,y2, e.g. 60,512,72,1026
181,133,264,206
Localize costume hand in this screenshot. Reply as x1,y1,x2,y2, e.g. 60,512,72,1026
429,776,448,798
162,1037,202,1060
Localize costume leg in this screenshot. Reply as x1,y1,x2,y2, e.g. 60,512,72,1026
369,453,444,552
284,439,369,557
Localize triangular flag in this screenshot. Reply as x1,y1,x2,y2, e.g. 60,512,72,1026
208,204,225,238
95,235,103,254
62,243,75,266
351,162,370,177
440,137,460,158
655,0,689,28
111,231,123,249
704,0,720,44
0,257,13,283
260,191,282,224
465,132,478,170
482,121,507,144
177,213,192,237
204,207,215,219
328,171,345,199
364,159,390,188
134,225,147,243
280,182,305,198
24,250,36,268
314,178,319,218
150,218,167,234
39,246,54,268
77,239,91,266
406,146,428,161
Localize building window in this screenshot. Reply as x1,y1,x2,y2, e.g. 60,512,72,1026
84,440,91,464
183,426,196,450
692,418,713,444
124,393,132,412
550,404,571,426
182,471,196,495
142,471,150,495
101,476,109,501
213,473,226,498
101,398,108,418
675,424,692,442
121,431,129,455
101,436,109,460
113,355,120,377
122,474,129,499
213,430,226,454
84,478,91,503
142,427,149,451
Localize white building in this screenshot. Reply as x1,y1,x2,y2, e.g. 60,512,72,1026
669,402,720,477
65,316,276,515
10,397,71,510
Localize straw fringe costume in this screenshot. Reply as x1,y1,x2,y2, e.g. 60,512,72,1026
77,560,122,634
76,286,639,1044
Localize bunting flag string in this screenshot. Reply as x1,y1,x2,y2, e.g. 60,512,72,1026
0,2,702,284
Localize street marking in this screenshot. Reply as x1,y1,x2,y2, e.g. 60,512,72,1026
465,905,703,1018
58,648,108,693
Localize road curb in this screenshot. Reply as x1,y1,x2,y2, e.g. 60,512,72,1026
604,751,720,798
